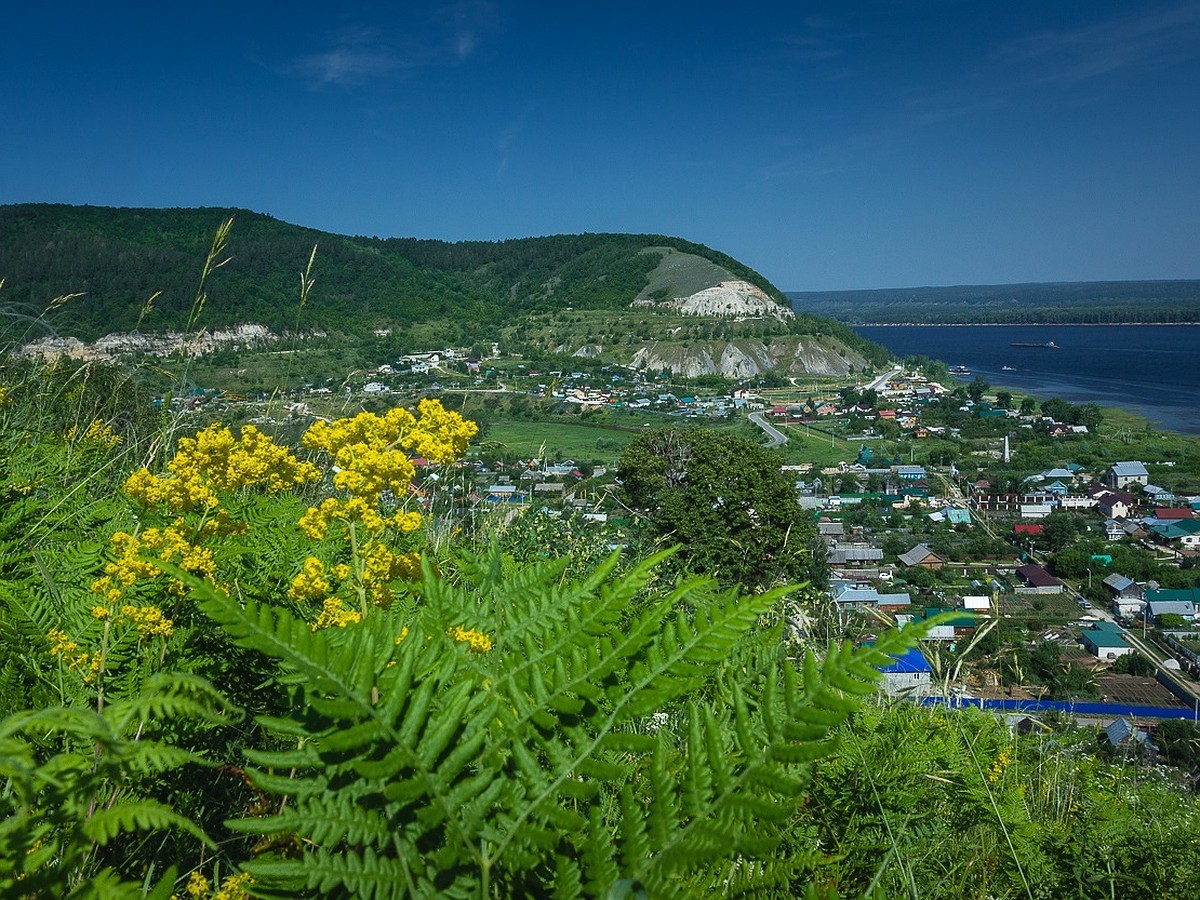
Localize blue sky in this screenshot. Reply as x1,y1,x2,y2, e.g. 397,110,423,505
3,1,1199,291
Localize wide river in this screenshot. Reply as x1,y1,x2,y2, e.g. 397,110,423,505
854,324,1200,435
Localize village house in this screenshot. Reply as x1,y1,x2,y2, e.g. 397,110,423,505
827,542,885,570
1143,484,1175,504
1106,461,1150,489
1014,563,1063,594
1081,621,1134,661
1090,487,1139,521
898,544,946,570
1102,573,1146,618
832,584,912,613
877,647,933,697
912,608,979,641
1147,518,1200,551
1104,717,1156,755
1145,588,1200,622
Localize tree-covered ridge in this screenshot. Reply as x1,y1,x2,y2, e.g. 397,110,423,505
0,204,787,341
789,280,1200,324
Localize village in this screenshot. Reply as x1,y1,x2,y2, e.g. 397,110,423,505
449,358,1200,744
173,346,1200,752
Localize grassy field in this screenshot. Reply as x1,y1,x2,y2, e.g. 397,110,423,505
477,420,638,462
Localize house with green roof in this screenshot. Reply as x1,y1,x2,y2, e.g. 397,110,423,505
1146,518,1200,550
1081,621,1133,660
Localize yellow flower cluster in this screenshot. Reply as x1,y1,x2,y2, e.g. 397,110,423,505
406,398,480,463
363,544,421,606
0,385,10,407
198,508,250,538
299,497,381,540
64,418,123,448
213,872,253,900
125,424,320,514
47,629,102,681
313,597,363,630
91,526,216,605
987,746,1014,784
289,546,419,609
186,870,210,898
288,557,331,603
121,604,174,639
302,400,476,502
293,401,474,626
448,625,493,653
183,869,252,900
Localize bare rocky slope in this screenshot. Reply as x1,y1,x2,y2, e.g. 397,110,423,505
624,337,865,378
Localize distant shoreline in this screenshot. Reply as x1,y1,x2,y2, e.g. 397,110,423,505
849,321,1200,327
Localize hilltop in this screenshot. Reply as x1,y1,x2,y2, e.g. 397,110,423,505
0,204,790,338
0,204,887,377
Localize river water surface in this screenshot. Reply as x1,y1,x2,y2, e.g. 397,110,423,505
854,324,1200,434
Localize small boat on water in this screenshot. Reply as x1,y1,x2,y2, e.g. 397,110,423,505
949,365,972,376
1010,341,1060,349
1002,365,1016,371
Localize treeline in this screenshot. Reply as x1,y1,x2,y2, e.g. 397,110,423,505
0,204,789,341
789,280,1200,324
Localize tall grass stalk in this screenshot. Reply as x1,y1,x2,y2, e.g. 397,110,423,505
149,217,233,468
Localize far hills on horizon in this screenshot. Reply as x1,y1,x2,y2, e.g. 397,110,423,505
790,280,1200,325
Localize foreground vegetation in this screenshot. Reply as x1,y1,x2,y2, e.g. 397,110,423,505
4,223,1200,896
2,354,1200,899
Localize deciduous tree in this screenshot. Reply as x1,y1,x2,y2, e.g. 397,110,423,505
617,427,819,589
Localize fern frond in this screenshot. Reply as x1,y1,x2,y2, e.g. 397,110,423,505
83,798,212,847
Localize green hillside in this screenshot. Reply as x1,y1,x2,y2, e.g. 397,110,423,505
0,204,786,341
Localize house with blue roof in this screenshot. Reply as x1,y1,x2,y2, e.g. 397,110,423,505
878,646,933,697
1146,588,1200,621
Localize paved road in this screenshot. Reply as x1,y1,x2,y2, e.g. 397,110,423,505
865,364,903,392
748,410,788,448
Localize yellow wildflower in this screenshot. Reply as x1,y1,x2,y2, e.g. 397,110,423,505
64,418,123,448
987,747,1014,784
405,398,479,463
47,629,78,659
289,557,330,603
121,605,175,639
213,871,253,900
448,625,493,653
186,869,210,898
48,631,102,681
362,543,421,606
125,424,319,514
312,597,362,630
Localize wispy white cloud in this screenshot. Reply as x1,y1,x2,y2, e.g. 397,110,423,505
496,102,537,177
775,17,847,64
909,2,1200,124
288,2,498,88
293,27,405,86
990,2,1200,85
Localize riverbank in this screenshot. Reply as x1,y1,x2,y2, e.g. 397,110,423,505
857,324,1200,435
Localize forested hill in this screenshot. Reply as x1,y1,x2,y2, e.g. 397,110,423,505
789,280,1200,324
0,204,787,340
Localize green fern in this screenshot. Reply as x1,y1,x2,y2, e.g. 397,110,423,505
0,671,234,897
185,546,932,898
